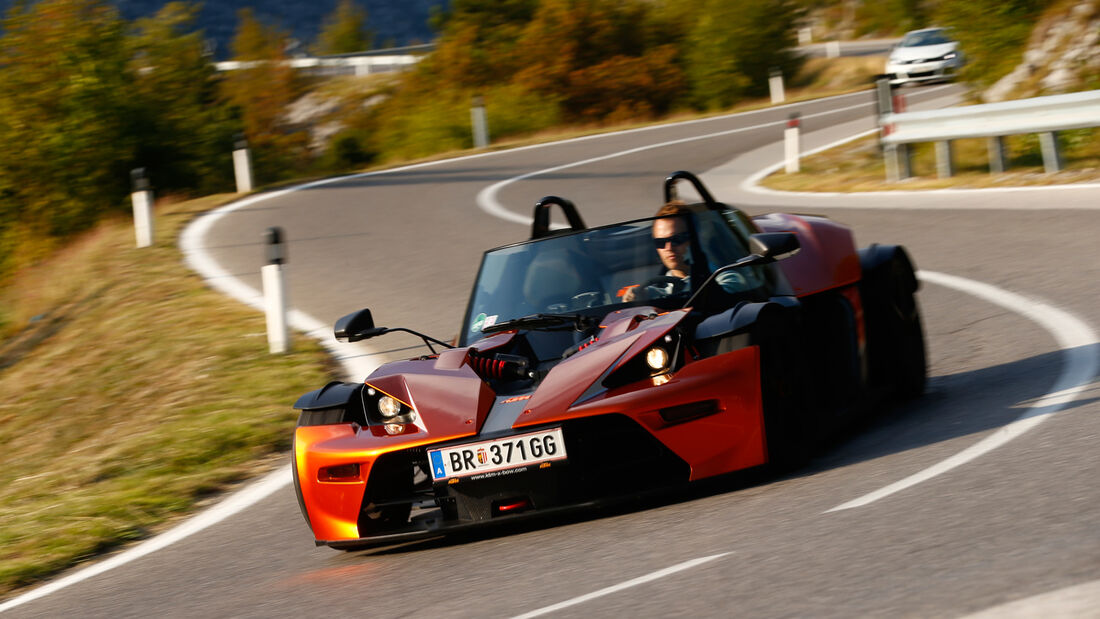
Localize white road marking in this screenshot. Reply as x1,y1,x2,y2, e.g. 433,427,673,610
476,92,954,221
959,579,1100,618
510,553,731,619
827,270,1098,512
0,467,289,613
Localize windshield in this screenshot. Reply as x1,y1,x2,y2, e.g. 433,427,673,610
459,209,775,346
900,29,951,47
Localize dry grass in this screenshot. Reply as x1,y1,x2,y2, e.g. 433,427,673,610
762,128,1100,191
0,196,333,595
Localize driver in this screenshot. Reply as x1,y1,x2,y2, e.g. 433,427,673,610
622,201,692,302
622,201,745,303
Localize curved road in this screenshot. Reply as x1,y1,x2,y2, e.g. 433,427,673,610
6,85,1099,617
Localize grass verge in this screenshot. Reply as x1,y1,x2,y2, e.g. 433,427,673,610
0,196,333,596
761,126,1100,192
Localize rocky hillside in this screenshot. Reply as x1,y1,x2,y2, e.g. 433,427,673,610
985,0,1100,101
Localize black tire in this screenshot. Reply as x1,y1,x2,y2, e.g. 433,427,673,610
888,257,926,399
755,305,813,470
861,250,927,400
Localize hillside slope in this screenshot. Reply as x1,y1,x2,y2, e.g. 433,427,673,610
985,0,1100,101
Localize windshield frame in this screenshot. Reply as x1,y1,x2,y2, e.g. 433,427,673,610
456,205,769,347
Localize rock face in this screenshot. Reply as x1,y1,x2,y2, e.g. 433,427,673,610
984,0,1100,101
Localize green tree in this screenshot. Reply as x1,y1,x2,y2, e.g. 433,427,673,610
855,0,928,36
315,0,373,55
936,0,1051,90
685,0,805,109
0,0,135,247
129,2,236,194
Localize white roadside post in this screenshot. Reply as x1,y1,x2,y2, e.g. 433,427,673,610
826,40,841,58
769,68,785,105
233,134,255,193
784,113,801,174
130,168,154,248
262,227,290,354
471,94,489,149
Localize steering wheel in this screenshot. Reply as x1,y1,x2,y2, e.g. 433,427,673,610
569,291,604,309
639,275,686,299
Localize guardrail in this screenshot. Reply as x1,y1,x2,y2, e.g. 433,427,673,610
878,88,1100,181
214,51,425,76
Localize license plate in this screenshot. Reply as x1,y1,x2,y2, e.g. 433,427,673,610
428,428,567,481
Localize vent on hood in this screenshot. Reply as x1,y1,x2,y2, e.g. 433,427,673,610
468,352,530,382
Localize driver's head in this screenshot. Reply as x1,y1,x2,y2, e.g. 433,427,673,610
652,201,690,274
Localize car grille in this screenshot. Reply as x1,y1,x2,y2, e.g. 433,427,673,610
356,414,691,534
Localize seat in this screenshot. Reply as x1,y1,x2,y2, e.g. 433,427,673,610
522,250,587,311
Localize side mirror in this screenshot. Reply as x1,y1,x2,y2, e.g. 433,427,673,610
334,308,385,343
750,232,800,261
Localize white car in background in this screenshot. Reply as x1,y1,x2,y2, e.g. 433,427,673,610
886,27,963,86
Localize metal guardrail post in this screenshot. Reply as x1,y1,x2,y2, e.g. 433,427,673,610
987,136,1008,174
885,144,911,182
1039,131,1063,173
935,140,955,178
130,168,154,248
262,227,290,354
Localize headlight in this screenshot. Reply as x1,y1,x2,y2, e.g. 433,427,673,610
603,333,681,391
645,347,670,372
378,395,402,418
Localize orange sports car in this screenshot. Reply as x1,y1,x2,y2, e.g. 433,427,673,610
291,171,926,549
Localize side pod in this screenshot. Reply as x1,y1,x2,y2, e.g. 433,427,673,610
693,301,794,357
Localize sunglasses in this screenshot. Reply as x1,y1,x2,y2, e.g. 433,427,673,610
653,232,690,249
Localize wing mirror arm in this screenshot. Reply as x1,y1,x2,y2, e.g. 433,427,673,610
681,232,800,309
334,308,454,354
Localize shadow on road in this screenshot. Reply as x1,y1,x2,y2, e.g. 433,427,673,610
327,342,1097,559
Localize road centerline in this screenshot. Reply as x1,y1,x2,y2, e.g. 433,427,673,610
510,553,731,619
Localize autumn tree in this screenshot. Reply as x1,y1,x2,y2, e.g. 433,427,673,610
220,8,306,182
419,0,538,88
512,0,683,121
315,0,373,55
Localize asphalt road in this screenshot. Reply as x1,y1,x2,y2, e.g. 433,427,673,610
6,84,1099,618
